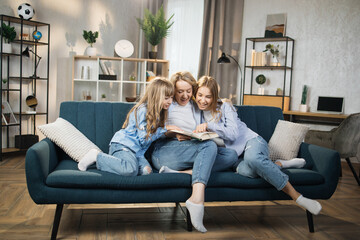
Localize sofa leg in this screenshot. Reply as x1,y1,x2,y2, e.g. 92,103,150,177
175,202,192,231
345,158,360,185
51,204,63,240
186,209,193,232
306,210,314,233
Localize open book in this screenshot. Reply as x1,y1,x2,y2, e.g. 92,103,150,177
170,130,219,141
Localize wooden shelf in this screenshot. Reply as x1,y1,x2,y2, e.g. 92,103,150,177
283,111,348,125
244,95,290,111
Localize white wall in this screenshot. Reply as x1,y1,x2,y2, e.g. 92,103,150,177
1,0,144,124
241,0,360,115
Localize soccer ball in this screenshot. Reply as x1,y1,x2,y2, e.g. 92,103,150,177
18,3,35,20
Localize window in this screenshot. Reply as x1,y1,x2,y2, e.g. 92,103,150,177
165,0,204,78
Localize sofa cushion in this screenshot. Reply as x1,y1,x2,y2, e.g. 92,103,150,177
268,120,309,161
207,169,324,187
46,160,192,189
46,160,324,190
38,118,101,162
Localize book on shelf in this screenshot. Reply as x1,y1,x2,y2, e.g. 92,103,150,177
250,50,267,66
169,130,219,141
99,61,109,75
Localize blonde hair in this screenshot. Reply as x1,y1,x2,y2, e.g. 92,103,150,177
170,71,197,100
122,77,174,139
196,75,222,120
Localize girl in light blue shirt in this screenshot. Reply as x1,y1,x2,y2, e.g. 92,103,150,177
78,78,174,176
194,76,322,216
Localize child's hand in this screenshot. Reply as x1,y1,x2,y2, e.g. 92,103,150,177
194,123,208,133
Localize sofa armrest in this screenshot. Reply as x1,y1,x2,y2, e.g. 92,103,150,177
25,138,59,203
298,142,341,197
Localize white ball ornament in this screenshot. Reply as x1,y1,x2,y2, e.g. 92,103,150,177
17,3,35,20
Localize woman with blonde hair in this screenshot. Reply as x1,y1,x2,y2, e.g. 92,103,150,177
78,77,175,176
151,71,238,232
194,76,322,216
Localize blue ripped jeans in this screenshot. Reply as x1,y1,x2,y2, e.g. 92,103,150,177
96,143,141,176
151,139,218,185
236,136,289,191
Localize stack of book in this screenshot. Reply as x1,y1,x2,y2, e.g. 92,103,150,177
250,50,267,66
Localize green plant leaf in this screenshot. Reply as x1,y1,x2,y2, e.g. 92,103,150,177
136,4,174,47
83,30,99,47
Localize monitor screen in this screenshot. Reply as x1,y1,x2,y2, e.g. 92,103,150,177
317,96,344,113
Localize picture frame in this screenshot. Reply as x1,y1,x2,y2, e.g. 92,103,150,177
264,13,287,38
2,101,17,125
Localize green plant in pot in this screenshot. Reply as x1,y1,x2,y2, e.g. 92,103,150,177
255,74,266,95
264,44,280,66
137,5,174,59
299,85,308,112
82,30,99,56
0,23,16,53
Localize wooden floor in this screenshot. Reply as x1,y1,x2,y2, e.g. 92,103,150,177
0,154,359,240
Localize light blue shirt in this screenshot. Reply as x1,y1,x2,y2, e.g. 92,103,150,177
203,102,258,156
110,104,167,160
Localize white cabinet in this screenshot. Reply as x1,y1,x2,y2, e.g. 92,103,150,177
72,56,169,102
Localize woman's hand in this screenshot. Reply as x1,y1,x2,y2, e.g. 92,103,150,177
176,134,191,141
166,125,182,131
165,125,191,141
194,123,208,133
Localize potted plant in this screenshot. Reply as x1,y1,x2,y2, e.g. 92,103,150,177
82,30,99,56
1,23,16,53
101,93,106,101
276,88,283,96
299,85,308,112
136,5,174,59
264,44,280,66
255,74,266,95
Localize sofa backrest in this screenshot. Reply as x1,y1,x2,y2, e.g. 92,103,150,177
234,105,284,142
60,101,135,152
59,102,283,152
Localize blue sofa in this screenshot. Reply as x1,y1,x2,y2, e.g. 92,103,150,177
25,101,341,239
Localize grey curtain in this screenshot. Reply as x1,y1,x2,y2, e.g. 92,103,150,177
198,0,244,103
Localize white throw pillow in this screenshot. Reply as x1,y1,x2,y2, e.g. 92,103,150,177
37,117,101,162
268,120,309,161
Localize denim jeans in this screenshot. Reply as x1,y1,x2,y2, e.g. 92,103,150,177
96,143,138,176
151,138,217,185
212,147,239,172
236,136,289,191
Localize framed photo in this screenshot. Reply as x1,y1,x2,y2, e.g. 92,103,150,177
265,13,287,38
2,101,17,125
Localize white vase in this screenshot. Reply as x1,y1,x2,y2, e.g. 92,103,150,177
270,56,280,66
2,43,12,53
257,86,265,95
299,104,308,112
86,47,96,56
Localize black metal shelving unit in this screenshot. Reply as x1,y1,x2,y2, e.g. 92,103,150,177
242,36,294,110
1,15,50,160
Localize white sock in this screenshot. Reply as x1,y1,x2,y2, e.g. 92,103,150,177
296,195,322,215
140,166,153,175
186,200,207,233
78,149,100,171
159,166,179,173
276,158,306,168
